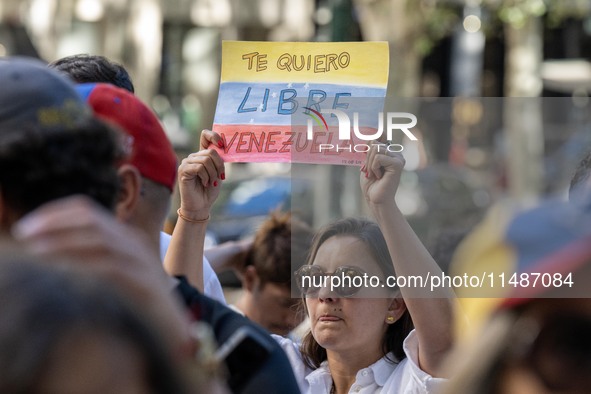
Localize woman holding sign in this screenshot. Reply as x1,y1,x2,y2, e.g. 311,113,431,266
277,144,454,394
167,132,453,393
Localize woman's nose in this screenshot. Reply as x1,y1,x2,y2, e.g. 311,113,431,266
318,284,337,302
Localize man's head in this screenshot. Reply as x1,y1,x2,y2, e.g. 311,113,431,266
50,54,177,238
49,54,135,93
0,57,122,229
239,211,312,335
75,83,177,240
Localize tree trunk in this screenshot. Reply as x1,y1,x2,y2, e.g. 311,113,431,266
354,0,422,97
503,16,544,202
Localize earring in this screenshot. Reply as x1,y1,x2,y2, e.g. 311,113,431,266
386,316,395,324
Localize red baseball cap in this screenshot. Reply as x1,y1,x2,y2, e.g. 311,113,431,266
75,83,177,192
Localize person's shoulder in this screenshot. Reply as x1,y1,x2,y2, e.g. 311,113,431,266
381,358,446,394
380,330,447,393
173,277,300,394
202,255,226,304
272,334,300,357
271,334,310,393
174,276,282,358
159,231,171,261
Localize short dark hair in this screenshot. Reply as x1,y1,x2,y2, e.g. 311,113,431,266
0,117,124,222
299,218,413,369
569,150,591,200
246,211,313,288
49,54,135,93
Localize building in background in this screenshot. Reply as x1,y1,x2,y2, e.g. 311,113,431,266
2,0,591,240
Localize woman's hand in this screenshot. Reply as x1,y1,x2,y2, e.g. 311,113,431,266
177,148,225,220
165,129,225,291
360,143,405,208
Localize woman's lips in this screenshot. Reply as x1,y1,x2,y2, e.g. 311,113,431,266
319,315,341,322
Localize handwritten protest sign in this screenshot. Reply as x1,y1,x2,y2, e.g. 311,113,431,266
212,41,389,165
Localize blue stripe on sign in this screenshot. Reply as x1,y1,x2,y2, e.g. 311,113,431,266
213,82,386,126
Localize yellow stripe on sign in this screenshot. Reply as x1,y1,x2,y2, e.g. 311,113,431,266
220,41,389,87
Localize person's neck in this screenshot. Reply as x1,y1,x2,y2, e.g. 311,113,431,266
234,293,252,317
326,347,383,394
131,215,163,263
144,228,161,260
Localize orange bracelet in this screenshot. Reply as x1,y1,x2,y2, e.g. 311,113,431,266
177,208,210,223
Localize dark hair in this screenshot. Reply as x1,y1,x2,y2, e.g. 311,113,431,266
299,217,414,369
0,254,189,393
570,150,591,200
247,211,313,288
49,54,135,93
0,117,124,221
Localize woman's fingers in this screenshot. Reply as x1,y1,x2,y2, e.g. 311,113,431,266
199,129,224,151
182,150,225,188
365,144,405,179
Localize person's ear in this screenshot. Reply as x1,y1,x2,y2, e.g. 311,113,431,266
243,265,260,293
385,297,407,325
115,164,142,222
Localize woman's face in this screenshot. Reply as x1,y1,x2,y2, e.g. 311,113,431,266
305,235,397,359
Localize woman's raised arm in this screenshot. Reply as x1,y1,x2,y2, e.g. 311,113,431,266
361,145,455,376
163,130,225,291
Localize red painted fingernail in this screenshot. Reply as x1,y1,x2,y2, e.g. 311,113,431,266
221,173,225,180
213,181,218,187
217,140,224,148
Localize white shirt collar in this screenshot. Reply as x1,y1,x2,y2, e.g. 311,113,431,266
305,353,398,391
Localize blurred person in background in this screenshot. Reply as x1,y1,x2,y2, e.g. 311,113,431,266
0,252,198,394
74,82,177,263
49,55,226,303
50,55,300,394
1,56,298,393
443,198,591,394
50,54,135,93
229,211,313,336
451,147,591,344
0,58,120,221
0,56,192,355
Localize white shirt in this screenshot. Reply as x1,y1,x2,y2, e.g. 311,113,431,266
274,330,445,394
228,304,245,316
159,231,226,304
